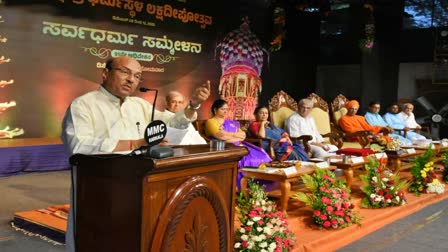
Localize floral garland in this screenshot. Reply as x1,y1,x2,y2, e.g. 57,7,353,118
409,147,445,195
234,179,295,252
360,157,409,208
293,169,362,229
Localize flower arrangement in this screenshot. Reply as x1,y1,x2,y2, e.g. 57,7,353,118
442,150,448,183
386,136,403,151
370,136,405,154
360,157,409,208
234,179,295,252
409,147,445,195
293,169,362,229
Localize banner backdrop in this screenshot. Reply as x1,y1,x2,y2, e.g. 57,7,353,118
0,0,228,138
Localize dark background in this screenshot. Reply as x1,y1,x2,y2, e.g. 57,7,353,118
0,0,447,138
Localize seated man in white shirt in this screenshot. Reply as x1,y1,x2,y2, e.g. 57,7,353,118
161,91,207,145
398,103,431,139
285,98,338,158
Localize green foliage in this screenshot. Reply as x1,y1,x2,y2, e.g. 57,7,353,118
409,147,436,195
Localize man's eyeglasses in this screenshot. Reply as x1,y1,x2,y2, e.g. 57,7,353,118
110,67,143,83
300,106,312,110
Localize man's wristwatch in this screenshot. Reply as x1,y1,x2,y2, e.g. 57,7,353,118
187,100,201,110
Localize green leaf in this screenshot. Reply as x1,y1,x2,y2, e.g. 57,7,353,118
292,192,313,206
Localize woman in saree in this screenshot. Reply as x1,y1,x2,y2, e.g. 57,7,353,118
248,105,308,161
205,99,272,189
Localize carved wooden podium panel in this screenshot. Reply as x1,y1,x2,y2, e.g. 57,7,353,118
70,145,248,252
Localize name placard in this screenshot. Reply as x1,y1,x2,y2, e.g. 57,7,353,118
315,161,330,169
375,152,387,159
351,156,365,164
406,148,416,154
283,166,297,176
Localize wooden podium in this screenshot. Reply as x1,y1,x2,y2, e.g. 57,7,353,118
70,145,248,252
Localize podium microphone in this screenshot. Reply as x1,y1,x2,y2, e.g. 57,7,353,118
133,87,173,158
139,87,158,122
130,120,174,158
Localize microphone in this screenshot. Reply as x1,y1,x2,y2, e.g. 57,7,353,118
131,145,173,158
139,87,158,122
130,119,174,158
133,87,174,159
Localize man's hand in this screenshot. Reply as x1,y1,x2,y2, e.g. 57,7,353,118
386,126,394,133
313,142,330,151
190,80,211,107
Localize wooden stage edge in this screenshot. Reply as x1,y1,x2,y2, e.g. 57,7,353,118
0,137,62,148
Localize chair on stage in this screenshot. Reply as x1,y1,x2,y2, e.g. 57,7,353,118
193,119,210,142
330,94,373,148
307,93,344,148
267,90,312,154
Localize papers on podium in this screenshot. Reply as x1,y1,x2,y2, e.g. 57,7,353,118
165,126,207,145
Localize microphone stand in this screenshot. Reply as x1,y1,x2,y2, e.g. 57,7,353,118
136,87,173,159
139,87,158,121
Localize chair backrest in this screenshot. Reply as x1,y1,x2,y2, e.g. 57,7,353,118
193,120,210,142
268,90,298,129
307,93,331,136
331,94,348,126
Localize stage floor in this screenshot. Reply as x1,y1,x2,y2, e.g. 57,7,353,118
2,170,448,251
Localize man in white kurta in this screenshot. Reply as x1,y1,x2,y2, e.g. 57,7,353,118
62,86,196,154
392,103,431,142
398,103,423,129
61,56,210,252
159,91,207,145
285,98,338,158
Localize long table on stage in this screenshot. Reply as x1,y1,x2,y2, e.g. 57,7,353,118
70,144,248,252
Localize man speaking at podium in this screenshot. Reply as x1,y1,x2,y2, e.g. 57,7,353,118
61,56,210,155
61,56,210,252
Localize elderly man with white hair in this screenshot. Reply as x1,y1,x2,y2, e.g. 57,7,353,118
285,98,338,158
398,103,430,139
